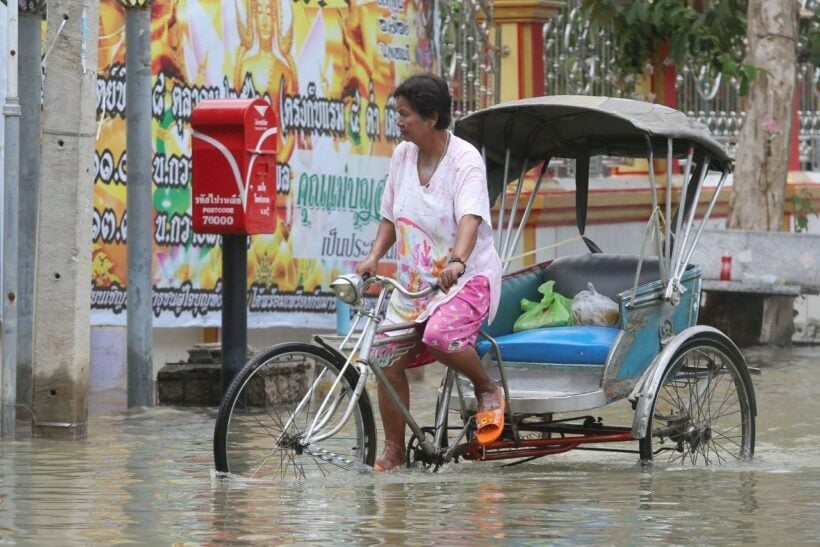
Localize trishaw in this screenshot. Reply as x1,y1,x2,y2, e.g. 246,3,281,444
213,96,757,479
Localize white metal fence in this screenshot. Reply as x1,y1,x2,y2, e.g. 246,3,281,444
541,0,820,169
438,0,500,120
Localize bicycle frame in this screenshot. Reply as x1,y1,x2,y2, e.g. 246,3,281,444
304,275,461,463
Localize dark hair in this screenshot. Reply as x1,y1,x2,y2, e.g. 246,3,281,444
393,73,452,130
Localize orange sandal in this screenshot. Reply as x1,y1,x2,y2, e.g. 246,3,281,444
475,396,505,446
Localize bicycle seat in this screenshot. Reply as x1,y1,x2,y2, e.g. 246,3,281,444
477,326,619,365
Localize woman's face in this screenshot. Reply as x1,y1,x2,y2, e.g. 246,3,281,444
396,96,436,145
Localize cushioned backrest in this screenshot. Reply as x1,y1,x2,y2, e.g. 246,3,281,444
484,254,663,338
541,254,662,300
483,264,544,338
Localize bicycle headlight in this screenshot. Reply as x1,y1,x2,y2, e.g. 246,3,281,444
330,274,362,306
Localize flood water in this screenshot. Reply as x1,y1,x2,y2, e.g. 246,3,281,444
1,345,819,544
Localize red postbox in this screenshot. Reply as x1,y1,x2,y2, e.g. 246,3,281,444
191,98,278,234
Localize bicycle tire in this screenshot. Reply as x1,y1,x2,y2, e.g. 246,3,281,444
639,332,756,465
213,342,377,479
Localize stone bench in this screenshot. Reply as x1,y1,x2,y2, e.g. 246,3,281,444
691,229,820,346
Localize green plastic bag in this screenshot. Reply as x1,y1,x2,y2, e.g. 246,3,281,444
512,280,573,332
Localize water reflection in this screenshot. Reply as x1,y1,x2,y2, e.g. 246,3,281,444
633,469,762,544
0,346,818,543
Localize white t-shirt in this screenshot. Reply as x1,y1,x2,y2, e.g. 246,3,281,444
379,133,502,327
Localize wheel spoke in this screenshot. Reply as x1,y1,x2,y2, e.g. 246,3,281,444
643,338,754,467
214,345,375,480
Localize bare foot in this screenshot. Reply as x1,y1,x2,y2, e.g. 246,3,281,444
475,382,503,413
374,441,405,471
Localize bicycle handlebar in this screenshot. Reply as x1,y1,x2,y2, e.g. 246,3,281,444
363,275,437,299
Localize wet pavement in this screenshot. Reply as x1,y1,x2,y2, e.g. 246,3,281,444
1,344,818,544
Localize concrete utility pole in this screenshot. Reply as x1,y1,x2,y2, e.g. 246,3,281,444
32,0,98,439
124,0,155,408
2,0,21,437
17,0,46,411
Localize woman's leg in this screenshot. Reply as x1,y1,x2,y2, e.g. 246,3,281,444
427,345,502,412
374,339,424,471
423,276,501,412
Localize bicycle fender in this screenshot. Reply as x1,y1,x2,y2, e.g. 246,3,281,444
312,335,350,368
629,325,741,440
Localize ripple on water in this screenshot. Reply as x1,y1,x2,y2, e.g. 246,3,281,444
1,345,819,543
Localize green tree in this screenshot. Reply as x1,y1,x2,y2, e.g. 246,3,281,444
584,1,755,91
584,0,808,231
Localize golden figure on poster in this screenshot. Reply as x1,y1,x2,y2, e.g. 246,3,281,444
234,0,299,162
339,0,386,100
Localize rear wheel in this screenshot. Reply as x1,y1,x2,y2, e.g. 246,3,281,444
213,343,376,480
639,334,755,465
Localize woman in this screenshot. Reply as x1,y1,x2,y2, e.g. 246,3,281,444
356,73,503,471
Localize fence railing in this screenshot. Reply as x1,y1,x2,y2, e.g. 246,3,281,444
543,2,633,99
440,0,820,170
541,0,820,170
438,0,501,120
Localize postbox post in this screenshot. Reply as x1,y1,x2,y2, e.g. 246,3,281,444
221,234,248,391
191,98,278,392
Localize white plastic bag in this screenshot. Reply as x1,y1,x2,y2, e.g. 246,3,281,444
571,283,619,326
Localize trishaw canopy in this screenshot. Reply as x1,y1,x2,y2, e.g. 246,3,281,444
454,95,732,205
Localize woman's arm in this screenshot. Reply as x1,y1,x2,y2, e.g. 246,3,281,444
439,213,481,291
451,214,481,262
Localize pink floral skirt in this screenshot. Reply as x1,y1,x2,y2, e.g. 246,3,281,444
376,275,491,368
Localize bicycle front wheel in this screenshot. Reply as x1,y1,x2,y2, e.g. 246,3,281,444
214,342,376,480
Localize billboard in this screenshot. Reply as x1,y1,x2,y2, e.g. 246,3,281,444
92,0,437,328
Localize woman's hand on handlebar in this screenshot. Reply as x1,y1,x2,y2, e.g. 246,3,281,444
438,261,464,293
355,255,379,279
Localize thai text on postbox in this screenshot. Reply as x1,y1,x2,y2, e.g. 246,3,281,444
191,98,278,234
